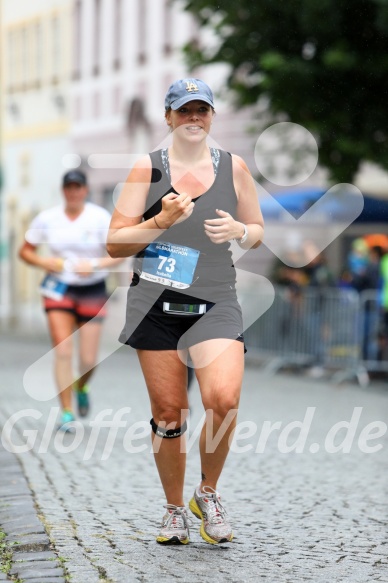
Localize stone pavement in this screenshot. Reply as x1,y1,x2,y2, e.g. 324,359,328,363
0,443,66,582
0,327,388,583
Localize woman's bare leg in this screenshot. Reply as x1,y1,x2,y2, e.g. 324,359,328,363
77,319,103,388
137,349,189,507
190,339,244,491
46,310,76,411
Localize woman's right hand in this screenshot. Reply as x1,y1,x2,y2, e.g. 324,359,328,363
19,242,65,273
156,192,194,228
44,257,64,273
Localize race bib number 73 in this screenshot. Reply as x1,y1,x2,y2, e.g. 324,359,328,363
140,241,200,289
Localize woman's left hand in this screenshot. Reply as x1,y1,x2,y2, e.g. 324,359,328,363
204,209,244,244
71,259,95,276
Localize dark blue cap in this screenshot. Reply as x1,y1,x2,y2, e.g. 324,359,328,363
63,170,87,186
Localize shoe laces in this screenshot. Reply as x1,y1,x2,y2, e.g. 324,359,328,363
201,486,227,524
163,504,192,529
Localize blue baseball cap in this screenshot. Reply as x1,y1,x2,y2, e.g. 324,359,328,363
165,78,214,111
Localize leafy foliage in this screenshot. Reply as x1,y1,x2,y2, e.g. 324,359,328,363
178,0,388,182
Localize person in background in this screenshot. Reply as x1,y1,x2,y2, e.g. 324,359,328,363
351,245,384,361
347,237,369,292
378,250,388,368
302,245,335,289
337,268,354,290
301,243,334,377
19,170,123,431
107,78,264,545
362,245,384,291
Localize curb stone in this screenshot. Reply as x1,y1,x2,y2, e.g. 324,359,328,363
0,440,67,583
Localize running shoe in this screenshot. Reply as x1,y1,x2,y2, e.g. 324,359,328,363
189,486,233,544
156,504,190,545
75,384,90,417
57,410,76,433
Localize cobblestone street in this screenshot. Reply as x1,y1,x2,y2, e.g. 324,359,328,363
0,324,388,582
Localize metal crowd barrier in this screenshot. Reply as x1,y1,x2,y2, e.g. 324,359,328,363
244,285,387,386
359,290,388,375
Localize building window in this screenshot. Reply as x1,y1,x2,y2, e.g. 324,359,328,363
163,0,172,55
14,28,23,91
73,0,82,80
21,27,28,90
93,0,101,76
20,153,31,188
93,92,100,118
75,95,82,120
51,16,60,84
7,31,15,92
35,23,43,88
113,0,122,70
26,26,35,89
137,0,147,64
127,97,150,132
112,86,122,115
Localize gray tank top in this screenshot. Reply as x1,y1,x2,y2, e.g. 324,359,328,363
134,148,239,302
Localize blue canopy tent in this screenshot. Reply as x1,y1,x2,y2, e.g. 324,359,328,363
259,187,388,224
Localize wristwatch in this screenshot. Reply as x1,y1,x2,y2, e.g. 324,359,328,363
237,224,248,244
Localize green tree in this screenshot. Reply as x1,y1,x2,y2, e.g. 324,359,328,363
178,0,388,183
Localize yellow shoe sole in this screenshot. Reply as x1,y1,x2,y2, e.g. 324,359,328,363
156,535,189,545
189,496,233,545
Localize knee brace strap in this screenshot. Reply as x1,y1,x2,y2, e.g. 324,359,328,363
150,418,187,438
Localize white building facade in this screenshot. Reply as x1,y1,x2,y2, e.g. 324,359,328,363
1,0,72,320
1,0,263,323
69,0,261,209
3,1,386,324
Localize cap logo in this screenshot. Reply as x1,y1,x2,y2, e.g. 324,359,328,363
185,81,199,93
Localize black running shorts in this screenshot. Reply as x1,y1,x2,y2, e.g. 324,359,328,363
43,280,108,323
119,290,244,351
